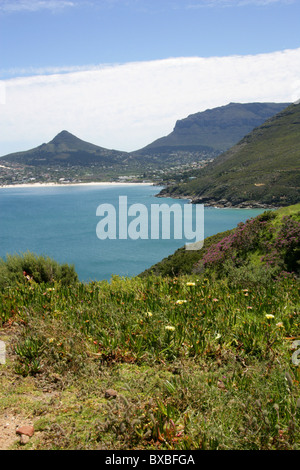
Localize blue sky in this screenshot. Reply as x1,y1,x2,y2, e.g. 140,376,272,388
0,0,300,155
1,0,300,76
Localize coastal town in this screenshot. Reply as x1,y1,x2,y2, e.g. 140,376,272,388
0,155,212,187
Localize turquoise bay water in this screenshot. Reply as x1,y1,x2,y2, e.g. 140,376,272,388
0,184,264,282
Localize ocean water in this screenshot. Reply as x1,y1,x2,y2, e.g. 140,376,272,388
0,184,264,282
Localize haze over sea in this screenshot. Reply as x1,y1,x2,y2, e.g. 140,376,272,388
0,184,264,282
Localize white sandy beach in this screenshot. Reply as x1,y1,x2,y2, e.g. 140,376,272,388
0,181,154,189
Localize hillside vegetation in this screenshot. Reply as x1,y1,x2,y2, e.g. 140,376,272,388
158,103,300,207
141,204,300,280
0,205,299,450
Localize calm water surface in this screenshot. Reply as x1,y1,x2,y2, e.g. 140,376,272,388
0,184,264,281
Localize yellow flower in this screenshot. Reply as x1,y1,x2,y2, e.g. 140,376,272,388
145,311,153,317
175,300,187,305
165,326,175,331
186,282,196,286
265,314,275,319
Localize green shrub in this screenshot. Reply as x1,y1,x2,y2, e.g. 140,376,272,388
221,259,279,288
0,252,78,288
14,335,45,376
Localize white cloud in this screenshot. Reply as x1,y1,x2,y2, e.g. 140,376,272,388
0,0,293,14
0,0,76,13
186,0,295,7
0,64,108,79
1,48,300,155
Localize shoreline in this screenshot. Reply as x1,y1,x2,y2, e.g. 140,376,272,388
155,191,277,210
0,181,155,189
0,181,276,210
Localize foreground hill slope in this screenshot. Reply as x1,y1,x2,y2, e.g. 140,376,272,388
0,203,299,450
158,102,300,207
135,102,290,156
140,203,300,280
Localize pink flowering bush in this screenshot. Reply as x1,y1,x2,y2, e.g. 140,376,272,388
197,211,300,279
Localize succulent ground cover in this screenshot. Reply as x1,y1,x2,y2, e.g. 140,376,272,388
0,206,299,450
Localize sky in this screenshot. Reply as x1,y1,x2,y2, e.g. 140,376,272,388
0,0,300,155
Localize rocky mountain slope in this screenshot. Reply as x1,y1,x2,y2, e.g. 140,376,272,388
158,102,300,208
135,102,290,156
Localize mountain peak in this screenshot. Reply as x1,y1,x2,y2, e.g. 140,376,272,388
55,130,73,137
47,130,108,153
50,130,80,144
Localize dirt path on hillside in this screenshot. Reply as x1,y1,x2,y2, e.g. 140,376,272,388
0,413,21,450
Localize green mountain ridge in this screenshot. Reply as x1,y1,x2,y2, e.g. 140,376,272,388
0,102,290,168
0,101,296,192
158,102,300,208
134,102,290,156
